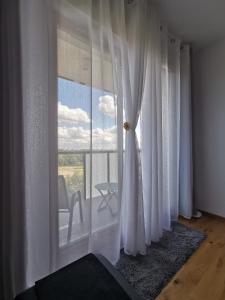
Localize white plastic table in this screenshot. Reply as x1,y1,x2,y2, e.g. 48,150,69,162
95,182,118,216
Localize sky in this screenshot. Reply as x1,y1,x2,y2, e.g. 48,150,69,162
58,77,118,151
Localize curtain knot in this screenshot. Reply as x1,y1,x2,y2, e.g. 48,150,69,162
123,122,130,131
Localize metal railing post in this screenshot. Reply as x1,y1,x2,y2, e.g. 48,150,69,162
83,153,86,200
107,151,110,184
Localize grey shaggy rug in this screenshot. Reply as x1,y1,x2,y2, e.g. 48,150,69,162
116,222,205,300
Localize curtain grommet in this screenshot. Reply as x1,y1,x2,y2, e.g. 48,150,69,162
123,122,130,131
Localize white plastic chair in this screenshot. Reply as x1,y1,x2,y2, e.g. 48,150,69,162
58,175,83,242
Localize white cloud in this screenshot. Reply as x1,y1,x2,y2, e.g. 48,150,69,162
58,102,90,124
58,125,117,151
98,95,116,118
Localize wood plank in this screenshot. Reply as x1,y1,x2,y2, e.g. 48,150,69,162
156,214,225,300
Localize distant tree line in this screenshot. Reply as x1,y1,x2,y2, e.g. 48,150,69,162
58,153,83,166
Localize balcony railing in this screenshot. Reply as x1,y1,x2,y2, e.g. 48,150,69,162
58,149,119,246
58,149,118,200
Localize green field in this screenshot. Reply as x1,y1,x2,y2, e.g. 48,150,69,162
58,153,84,194
59,165,84,194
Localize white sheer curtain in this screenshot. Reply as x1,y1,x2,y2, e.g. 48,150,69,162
179,45,193,219
141,8,193,244
1,1,26,299
165,38,193,220
167,36,181,220
20,0,58,286
121,0,148,256
1,0,124,298
142,8,164,244
57,0,123,266
1,0,57,297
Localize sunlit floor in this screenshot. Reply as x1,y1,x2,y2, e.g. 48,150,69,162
157,214,225,300
59,194,119,246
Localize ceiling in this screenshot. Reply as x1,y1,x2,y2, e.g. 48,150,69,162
151,0,225,51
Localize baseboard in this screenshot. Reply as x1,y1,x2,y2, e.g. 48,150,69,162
199,210,225,220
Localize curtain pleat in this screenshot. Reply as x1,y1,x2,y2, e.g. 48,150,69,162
179,45,193,218
142,8,164,244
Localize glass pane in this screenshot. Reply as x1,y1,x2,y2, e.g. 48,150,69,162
58,77,91,247
90,84,119,261
57,2,121,264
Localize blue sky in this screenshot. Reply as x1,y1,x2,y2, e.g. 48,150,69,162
58,77,118,150
57,77,141,151
58,77,115,130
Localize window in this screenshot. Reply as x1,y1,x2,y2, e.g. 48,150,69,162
57,27,119,248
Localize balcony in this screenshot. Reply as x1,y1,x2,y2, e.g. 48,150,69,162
58,150,119,247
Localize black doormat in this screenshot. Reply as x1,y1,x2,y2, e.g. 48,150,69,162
116,222,205,300
35,254,131,300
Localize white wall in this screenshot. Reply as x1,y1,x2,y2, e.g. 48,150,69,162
192,39,225,217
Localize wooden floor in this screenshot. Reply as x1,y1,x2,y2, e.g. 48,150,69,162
156,213,225,300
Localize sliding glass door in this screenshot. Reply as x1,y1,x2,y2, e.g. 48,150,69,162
57,1,121,266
